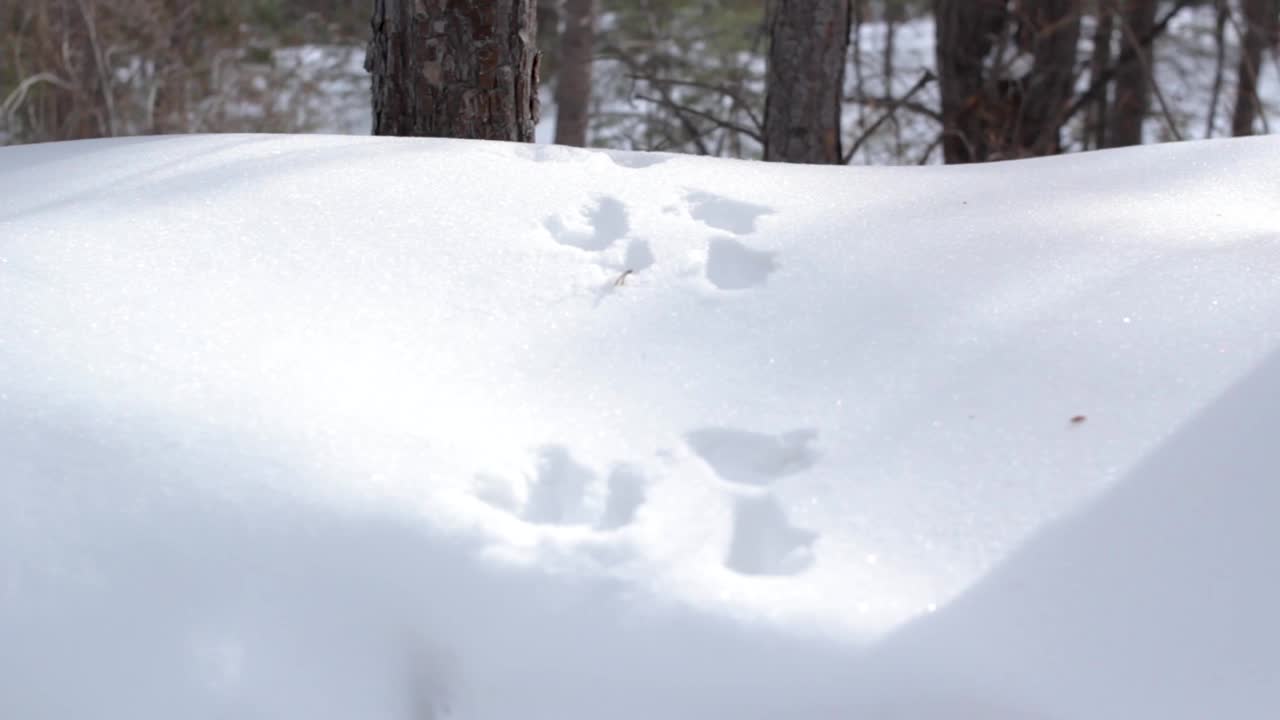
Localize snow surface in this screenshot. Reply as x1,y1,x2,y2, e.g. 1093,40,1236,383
2,133,1280,718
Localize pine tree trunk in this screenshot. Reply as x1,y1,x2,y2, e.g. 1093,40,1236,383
553,0,595,147
1231,0,1272,136
763,0,851,164
1107,0,1156,147
366,0,540,141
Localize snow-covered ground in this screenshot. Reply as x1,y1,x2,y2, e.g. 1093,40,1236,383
2,133,1279,718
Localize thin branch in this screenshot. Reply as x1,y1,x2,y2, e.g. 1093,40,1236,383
76,0,117,136
1113,0,1183,141
843,70,935,164
1060,0,1193,129
917,136,943,165
844,94,942,122
635,92,763,143
634,94,714,155
625,74,764,133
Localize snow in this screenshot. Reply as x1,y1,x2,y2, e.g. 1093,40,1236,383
2,133,1280,718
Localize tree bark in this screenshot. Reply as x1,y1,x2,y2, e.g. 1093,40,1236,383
1107,0,1156,147
366,0,540,141
1231,0,1272,136
763,0,851,164
553,0,594,146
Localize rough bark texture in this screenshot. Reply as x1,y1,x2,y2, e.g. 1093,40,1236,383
1107,0,1156,147
553,0,595,146
763,0,850,164
933,0,1008,163
366,0,540,141
1231,0,1272,136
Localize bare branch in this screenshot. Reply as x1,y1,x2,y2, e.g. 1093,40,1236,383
844,71,935,164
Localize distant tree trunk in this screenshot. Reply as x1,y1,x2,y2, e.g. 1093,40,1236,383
763,0,851,163
537,0,563,80
554,0,595,146
884,0,904,155
934,0,1008,163
366,0,540,141
1205,0,1229,137
1086,4,1115,148
1016,0,1083,156
1231,0,1272,136
1107,0,1156,147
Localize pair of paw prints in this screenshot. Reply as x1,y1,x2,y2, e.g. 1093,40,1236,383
475,427,822,579
541,190,779,292
686,427,822,577
473,445,646,533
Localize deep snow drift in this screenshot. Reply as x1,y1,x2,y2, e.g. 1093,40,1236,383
2,134,1279,719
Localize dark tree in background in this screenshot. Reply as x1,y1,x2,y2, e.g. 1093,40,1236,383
554,0,596,147
1232,0,1277,136
933,0,1008,163
366,0,540,140
1015,0,1082,156
763,0,850,163
1107,0,1156,147
934,0,1081,163
1085,2,1115,149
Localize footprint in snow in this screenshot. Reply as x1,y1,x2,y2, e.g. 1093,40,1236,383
725,494,818,576
704,236,778,290
686,190,774,235
473,445,647,532
685,426,822,576
686,427,820,487
543,195,630,252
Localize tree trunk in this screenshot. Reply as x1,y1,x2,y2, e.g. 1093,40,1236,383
934,0,1008,163
1016,0,1083,156
1231,0,1272,136
536,0,562,79
1107,0,1156,147
366,0,540,141
553,0,594,146
1086,4,1115,148
763,0,851,164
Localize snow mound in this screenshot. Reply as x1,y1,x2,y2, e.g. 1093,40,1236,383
2,134,1279,718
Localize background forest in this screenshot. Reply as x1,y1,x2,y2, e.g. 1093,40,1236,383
1,0,1277,164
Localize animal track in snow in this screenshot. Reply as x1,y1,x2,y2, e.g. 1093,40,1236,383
474,446,647,531
686,191,774,235
686,427,819,487
597,464,647,531
725,494,817,576
705,237,778,290
543,196,630,251
606,151,678,169
624,239,655,272
523,446,599,525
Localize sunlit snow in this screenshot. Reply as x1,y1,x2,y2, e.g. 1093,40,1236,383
2,134,1279,718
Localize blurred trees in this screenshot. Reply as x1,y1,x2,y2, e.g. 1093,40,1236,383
0,0,369,143
2,0,1278,163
